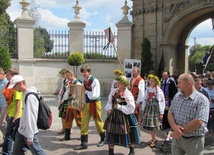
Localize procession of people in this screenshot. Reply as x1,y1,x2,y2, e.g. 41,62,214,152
0,65,213,155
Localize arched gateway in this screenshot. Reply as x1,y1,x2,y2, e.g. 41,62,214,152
131,0,214,74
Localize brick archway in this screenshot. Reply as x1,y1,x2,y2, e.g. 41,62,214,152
131,0,214,74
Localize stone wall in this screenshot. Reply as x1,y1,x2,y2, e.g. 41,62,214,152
12,59,120,96
131,0,214,74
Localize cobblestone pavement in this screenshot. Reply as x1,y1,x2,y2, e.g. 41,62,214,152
9,95,214,155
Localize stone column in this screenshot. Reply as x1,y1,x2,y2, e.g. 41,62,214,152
160,43,188,74
116,0,133,62
14,0,35,60
68,0,86,54
14,0,35,85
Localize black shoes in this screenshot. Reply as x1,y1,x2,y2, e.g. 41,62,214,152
74,143,88,150
97,131,106,147
73,135,88,150
97,139,106,147
60,137,70,141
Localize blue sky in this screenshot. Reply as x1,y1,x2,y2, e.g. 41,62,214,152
7,0,214,49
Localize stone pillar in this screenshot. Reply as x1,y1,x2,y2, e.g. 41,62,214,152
14,0,35,60
160,43,188,74
116,0,133,62
68,0,86,54
14,0,35,85
68,22,86,54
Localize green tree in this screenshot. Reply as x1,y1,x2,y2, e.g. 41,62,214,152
0,0,10,15
141,38,154,76
0,1,16,58
188,44,212,72
0,47,12,71
34,27,54,57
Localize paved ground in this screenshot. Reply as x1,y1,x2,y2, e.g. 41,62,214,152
4,95,214,155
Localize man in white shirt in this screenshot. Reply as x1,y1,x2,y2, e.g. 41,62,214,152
8,75,46,155
74,65,106,150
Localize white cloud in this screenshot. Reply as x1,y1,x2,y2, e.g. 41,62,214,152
188,19,214,47
190,19,214,38
105,15,117,31
39,9,70,30
7,0,133,31
6,1,22,21
34,0,74,9
80,8,92,19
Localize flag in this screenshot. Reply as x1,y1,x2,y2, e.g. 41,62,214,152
103,27,115,50
201,51,211,65
196,45,214,74
212,17,214,30
203,45,214,70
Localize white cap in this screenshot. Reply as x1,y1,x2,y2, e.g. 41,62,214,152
8,75,24,89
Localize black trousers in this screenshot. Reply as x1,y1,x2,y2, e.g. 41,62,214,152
162,110,170,130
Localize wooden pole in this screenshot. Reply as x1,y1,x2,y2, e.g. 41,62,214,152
112,43,124,73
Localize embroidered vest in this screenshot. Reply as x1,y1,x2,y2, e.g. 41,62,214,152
130,76,142,100
84,76,100,103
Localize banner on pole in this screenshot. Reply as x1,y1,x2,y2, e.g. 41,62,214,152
104,27,114,43
103,27,115,50
124,58,141,80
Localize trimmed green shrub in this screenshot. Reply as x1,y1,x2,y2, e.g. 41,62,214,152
67,52,85,66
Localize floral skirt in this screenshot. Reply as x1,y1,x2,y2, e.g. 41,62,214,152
140,100,161,131
104,109,140,147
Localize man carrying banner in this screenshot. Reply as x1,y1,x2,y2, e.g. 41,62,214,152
60,70,82,141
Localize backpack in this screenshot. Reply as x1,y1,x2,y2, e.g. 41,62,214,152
25,92,52,130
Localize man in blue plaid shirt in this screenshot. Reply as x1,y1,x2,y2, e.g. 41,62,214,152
168,73,209,155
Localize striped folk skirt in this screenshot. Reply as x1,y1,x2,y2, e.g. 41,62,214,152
141,99,161,131
104,109,140,147
58,100,69,119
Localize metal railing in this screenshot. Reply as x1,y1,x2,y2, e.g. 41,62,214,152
42,30,69,59
84,31,117,59
42,30,117,59
10,29,118,59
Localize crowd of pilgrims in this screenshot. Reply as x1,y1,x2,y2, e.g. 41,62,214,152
57,67,214,155
0,66,212,155
57,67,182,155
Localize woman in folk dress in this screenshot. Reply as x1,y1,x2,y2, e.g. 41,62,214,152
140,74,165,147
104,75,140,155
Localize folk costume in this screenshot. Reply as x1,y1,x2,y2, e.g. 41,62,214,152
61,78,82,141
74,75,105,150
104,88,140,147
129,75,145,119
141,86,165,130
160,77,177,129
58,78,69,118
